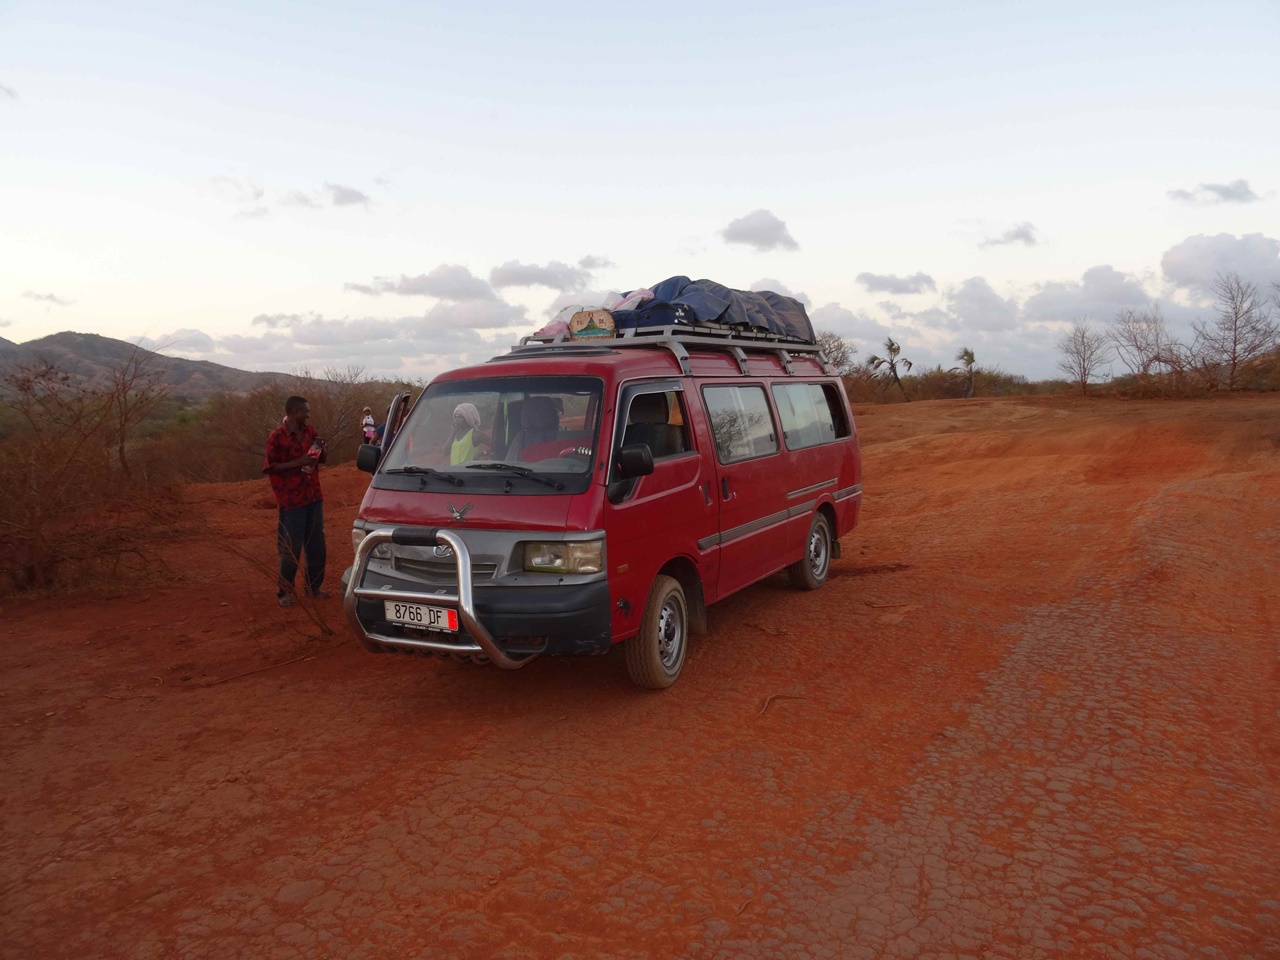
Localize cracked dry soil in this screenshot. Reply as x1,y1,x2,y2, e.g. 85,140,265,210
2,395,1278,959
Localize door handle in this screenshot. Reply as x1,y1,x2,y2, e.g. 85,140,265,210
721,477,730,500
703,482,713,505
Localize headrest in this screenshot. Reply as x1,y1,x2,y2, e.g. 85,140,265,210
630,393,669,425
521,396,560,432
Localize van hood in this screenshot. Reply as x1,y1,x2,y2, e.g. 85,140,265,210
358,486,576,532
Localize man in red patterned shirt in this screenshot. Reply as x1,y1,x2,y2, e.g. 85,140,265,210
263,396,329,606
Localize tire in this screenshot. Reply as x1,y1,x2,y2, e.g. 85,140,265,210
788,512,833,591
624,575,688,689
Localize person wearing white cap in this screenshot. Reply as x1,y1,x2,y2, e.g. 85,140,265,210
446,402,487,464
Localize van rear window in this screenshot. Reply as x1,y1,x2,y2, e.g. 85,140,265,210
702,385,779,463
772,383,850,450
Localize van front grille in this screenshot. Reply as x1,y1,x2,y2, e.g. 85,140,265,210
394,556,497,584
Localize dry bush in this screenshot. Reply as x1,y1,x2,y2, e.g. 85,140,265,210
0,361,189,594
904,366,964,401
140,368,420,483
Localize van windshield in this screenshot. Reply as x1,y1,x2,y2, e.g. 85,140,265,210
380,376,603,490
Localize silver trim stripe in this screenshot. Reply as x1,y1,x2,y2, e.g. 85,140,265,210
697,483,860,552
786,477,837,500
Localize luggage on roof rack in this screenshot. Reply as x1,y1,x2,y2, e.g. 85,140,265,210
612,276,815,343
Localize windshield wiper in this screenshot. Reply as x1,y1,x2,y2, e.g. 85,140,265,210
464,461,564,491
382,465,463,487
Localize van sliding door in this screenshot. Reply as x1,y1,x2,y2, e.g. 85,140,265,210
701,384,787,598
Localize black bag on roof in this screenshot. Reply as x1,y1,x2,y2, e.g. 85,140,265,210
611,276,816,342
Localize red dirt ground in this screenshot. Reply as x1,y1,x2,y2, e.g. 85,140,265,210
2,396,1278,959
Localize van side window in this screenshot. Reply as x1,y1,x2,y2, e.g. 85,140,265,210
703,385,779,463
621,390,690,460
772,383,851,450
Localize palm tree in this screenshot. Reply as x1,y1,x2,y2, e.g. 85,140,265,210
953,347,976,398
867,338,913,401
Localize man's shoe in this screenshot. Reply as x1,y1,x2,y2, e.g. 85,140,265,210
278,593,297,607
306,589,333,600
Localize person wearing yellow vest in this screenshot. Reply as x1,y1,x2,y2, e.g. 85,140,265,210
447,402,486,464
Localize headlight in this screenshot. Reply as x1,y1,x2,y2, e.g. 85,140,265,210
351,528,367,554
522,540,604,574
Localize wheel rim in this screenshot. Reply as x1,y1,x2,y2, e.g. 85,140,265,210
808,522,830,580
657,597,685,670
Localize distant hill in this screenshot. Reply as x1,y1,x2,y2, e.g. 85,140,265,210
0,331,294,401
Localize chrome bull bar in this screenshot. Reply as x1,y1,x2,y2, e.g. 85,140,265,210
343,527,536,670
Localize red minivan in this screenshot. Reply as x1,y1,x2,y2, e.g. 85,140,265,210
342,323,862,688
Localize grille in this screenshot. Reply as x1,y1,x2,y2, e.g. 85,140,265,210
394,556,497,584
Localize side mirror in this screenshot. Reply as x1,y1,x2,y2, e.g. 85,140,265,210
615,443,654,479
356,443,382,474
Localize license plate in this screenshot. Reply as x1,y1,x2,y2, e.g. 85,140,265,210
384,601,458,632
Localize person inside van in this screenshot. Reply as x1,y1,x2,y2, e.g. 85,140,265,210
507,396,560,460
446,402,489,464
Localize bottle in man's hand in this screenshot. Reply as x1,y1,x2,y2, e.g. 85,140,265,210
302,437,325,474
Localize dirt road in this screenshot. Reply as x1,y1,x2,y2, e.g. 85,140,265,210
2,396,1277,959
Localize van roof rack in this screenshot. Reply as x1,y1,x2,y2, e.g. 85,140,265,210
509,323,833,377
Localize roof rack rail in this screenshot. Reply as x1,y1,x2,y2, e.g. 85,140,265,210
511,323,833,377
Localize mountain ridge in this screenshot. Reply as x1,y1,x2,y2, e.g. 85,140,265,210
0,331,296,400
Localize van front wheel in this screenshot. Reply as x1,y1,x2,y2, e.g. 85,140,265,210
625,575,687,689
788,512,832,590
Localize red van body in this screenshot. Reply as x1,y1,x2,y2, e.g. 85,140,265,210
342,326,862,688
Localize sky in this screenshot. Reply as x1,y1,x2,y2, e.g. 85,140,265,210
2,0,1278,380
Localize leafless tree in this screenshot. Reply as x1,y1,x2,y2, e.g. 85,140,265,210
1056,320,1111,396
1189,272,1280,391
816,330,858,376
1109,305,1176,392
867,338,913,401
109,343,169,479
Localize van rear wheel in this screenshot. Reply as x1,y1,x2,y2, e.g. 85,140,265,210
625,575,687,689
788,512,832,590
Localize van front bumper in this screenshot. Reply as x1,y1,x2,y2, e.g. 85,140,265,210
342,527,612,665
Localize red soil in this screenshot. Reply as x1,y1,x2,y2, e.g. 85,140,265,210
2,395,1277,959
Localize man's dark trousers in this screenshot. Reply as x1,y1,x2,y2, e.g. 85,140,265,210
278,501,326,596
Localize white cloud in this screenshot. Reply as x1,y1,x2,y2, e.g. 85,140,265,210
1161,233,1280,297
209,176,264,204
721,209,799,252
22,290,74,306
578,255,615,270
809,302,895,345
489,260,592,292
163,328,217,354
979,222,1037,248
280,183,372,208
543,289,624,319
345,264,496,300
423,298,528,329
749,278,811,308
324,182,371,207
253,312,320,328
856,272,937,295
281,190,321,208
946,277,1021,330
234,206,270,221
157,312,525,378
1022,265,1149,322
1167,179,1260,204
0,84,17,101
